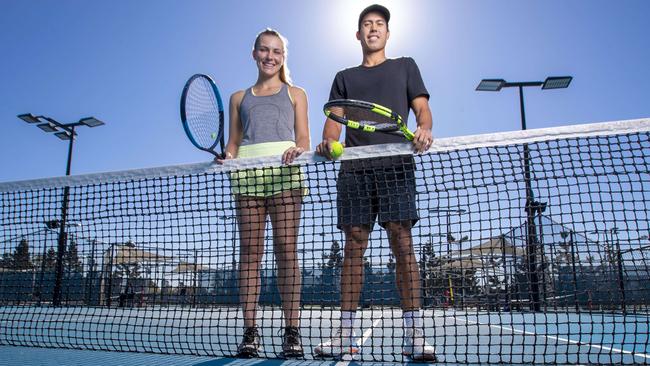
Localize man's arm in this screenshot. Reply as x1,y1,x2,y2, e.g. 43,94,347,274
315,118,343,159
410,95,433,153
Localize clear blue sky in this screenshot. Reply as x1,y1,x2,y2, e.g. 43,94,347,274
1,0,648,182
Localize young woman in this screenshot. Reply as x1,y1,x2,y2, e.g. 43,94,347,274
220,28,309,358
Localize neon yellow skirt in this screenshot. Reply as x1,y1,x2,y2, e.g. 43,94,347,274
230,141,307,197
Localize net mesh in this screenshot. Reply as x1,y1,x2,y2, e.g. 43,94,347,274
1,119,649,364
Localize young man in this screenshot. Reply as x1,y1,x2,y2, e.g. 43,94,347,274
314,4,436,362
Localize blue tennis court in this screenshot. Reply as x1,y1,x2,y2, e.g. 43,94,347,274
2,306,649,364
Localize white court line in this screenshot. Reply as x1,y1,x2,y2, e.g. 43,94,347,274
334,318,382,366
453,314,650,361
220,357,270,366
357,318,383,347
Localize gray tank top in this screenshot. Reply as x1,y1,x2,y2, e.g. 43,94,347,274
239,84,295,146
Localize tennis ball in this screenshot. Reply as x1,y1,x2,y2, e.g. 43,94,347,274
211,132,217,140
330,141,344,159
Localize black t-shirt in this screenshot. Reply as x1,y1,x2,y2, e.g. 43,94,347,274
329,57,429,172
329,57,429,147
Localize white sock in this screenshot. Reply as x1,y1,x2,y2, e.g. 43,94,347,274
403,310,423,328
341,311,356,329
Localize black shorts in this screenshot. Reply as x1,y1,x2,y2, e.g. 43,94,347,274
336,158,419,229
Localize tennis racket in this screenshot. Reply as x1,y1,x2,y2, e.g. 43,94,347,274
180,73,225,158
323,99,415,141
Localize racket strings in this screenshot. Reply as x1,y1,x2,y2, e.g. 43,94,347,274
330,105,398,131
185,78,221,149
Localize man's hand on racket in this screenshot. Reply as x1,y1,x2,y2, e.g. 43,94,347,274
412,126,433,153
411,96,434,153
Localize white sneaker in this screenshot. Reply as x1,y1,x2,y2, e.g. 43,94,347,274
403,328,437,361
314,327,359,357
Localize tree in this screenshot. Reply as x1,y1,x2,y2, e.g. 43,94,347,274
0,252,12,269
0,239,34,270
586,255,596,266
64,240,83,273
44,248,57,271
321,240,343,290
13,238,34,270
322,240,343,270
114,262,142,283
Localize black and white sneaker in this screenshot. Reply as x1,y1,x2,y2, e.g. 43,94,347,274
237,327,262,358
280,326,304,358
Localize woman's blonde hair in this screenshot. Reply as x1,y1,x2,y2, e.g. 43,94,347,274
253,28,292,86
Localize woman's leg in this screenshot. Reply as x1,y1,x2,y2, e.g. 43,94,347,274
267,189,302,327
236,195,267,328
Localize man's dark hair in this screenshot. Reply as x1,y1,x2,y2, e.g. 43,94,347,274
358,4,390,30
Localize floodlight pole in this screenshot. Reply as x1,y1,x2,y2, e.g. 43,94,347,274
611,228,626,313
17,114,105,306
514,84,544,312
476,77,572,312
52,125,75,306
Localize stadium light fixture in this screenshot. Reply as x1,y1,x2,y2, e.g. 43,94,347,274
542,76,572,90
476,79,506,92
18,113,41,124
79,117,105,127
16,113,106,175
54,131,72,140
37,122,59,133
16,112,106,306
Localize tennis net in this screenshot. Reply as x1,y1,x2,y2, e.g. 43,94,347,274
1,118,649,364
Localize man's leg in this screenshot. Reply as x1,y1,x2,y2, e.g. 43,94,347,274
385,221,420,311
385,221,436,361
341,224,372,311
315,224,371,357
315,165,376,358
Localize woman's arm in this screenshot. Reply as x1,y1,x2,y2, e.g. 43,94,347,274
283,86,310,164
